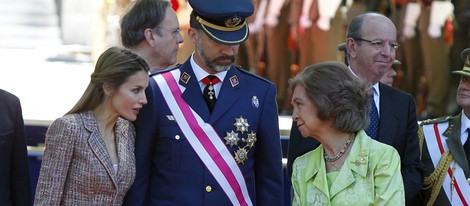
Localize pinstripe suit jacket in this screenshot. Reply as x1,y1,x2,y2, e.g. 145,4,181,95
34,111,136,206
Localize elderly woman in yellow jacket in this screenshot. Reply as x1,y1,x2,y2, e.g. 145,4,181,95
34,47,149,205
290,61,404,205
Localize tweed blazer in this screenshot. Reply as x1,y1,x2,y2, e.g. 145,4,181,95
34,111,136,206
292,130,405,205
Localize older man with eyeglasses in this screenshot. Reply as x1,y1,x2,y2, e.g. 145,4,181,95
120,0,184,73
287,12,425,205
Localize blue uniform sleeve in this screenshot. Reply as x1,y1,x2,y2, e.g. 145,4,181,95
254,84,284,205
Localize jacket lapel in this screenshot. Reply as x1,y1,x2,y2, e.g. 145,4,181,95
444,114,470,175
329,131,369,197
179,61,211,121
209,66,243,123
377,84,400,145
305,147,331,198
82,112,118,186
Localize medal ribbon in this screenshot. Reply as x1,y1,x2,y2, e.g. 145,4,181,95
154,70,252,206
423,123,470,205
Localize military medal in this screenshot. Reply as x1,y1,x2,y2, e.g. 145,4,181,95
243,131,257,148
234,147,248,164
234,116,249,133
208,84,215,100
224,131,239,147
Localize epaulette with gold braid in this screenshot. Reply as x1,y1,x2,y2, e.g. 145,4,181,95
417,126,424,160
419,116,451,126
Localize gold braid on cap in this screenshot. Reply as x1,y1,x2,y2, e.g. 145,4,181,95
196,16,245,32
198,18,248,44
422,151,453,206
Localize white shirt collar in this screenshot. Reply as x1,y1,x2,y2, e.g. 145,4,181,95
460,111,470,144
348,66,380,110
190,54,227,84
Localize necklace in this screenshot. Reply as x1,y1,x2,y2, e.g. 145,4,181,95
324,133,355,162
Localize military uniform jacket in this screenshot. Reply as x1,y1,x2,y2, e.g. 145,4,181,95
124,59,284,206
419,113,470,205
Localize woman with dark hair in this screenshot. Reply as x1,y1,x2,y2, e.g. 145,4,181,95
35,47,149,205
290,61,404,205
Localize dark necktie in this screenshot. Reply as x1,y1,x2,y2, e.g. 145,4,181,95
202,75,220,112
366,92,379,138
464,130,470,167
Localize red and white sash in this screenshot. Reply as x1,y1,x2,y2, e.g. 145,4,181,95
423,122,470,205
153,70,252,206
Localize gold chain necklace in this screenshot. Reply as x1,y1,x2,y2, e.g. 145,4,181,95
324,133,355,162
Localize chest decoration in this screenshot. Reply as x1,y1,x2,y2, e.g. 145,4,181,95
224,116,257,164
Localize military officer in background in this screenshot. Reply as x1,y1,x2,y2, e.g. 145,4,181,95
123,0,284,205
418,48,470,205
279,0,345,114
401,0,454,118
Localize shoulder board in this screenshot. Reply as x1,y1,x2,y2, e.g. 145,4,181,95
234,65,272,84
419,116,451,126
149,64,182,77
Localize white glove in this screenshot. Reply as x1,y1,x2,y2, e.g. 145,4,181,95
402,24,416,39
428,1,454,38
299,14,313,28
264,0,285,27
265,14,278,27
316,0,342,31
300,0,314,28
402,2,421,39
250,0,267,32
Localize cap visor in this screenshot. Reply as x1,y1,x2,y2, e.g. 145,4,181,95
201,24,249,45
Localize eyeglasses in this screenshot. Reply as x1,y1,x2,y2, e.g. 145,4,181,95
353,37,400,51
156,26,181,37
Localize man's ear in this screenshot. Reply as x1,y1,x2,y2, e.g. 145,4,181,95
345,37,357,58
144,28,156,46
187,27,198,45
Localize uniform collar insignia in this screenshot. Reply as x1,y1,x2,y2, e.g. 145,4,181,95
230,75,239,87
180,72,191,84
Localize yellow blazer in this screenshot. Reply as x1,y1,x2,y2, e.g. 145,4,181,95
292,130,405,206
34,111,136,206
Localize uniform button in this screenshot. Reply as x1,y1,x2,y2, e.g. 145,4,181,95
205,185,212,192
175,135,180,140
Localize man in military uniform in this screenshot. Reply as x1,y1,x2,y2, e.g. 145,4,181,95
123,0,284,205
418,48,470,205
401,0,454,118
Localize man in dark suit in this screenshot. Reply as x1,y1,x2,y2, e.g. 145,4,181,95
123,0,284,205
0,89,31,206
287,12,425,204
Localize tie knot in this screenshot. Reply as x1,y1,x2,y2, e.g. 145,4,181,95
202,75,220,85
